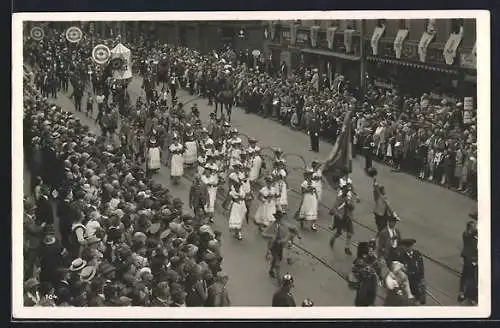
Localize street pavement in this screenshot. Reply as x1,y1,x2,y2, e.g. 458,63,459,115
23,72,477,306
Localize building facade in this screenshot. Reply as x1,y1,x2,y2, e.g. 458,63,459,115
262,18,477,97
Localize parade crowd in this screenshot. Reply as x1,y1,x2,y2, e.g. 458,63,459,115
22,28,478,308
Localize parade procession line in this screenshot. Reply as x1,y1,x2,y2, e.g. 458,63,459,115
46,86,368,306
120,76,459,306
138,78,459,305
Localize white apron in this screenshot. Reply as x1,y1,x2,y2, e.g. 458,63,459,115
202,174,218,213
184,141,198,165
228,187,247,230
254,186,277,226
249,155,263,182
312,171,323,201
147,146,161,170
169,143,184,177
299,180,318,221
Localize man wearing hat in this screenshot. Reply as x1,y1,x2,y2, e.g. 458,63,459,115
272,273,296,306
308,113,321,152
189,174,209,219
264,210,291,279
24,278,41,306
206,271,231,306
377,213,401,264
395,238,426,305
39,225,66,288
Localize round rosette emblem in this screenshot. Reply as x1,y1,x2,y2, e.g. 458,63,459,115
92,44,111,65
30,26,45,41
65,26,83,43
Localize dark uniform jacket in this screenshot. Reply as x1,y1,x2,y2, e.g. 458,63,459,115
272,289,296,307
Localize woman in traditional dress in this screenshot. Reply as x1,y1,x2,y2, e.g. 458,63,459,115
228,179,247,240
311,160,323,202
183,125,198,166
272,160,288,213
298,167,319,231
248,147,263,190
169,134,184,185
146,135,161,176
254,175,278,231
202,163,219,224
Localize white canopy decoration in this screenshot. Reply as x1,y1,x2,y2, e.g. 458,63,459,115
110,43,132,80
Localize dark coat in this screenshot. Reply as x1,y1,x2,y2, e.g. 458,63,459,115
272,289,296,307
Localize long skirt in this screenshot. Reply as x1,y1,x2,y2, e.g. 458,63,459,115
228,200,247,230
205,186,217,213
299,194,318,221
147,147,161,170
254,200,276,227
277,181,288,207
171,154,184,177
184,141,198,165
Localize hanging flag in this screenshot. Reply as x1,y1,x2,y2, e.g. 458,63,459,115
393,29,409,59
310,26,320,48
290,23,298,45
443,27,463,65
344,29,355,53
270,21,276,41
320,111,353,188
418,31,435,62
326,26,337,50
371,24,386,56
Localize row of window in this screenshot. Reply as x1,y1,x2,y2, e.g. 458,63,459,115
285,18,466,34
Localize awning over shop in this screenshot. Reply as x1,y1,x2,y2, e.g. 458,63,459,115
366,55,459,75
301,48,361,61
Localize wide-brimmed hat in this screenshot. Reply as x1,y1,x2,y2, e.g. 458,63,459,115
69,258,87,272
80,266,97,282
98,262,116,276
24,278,40,290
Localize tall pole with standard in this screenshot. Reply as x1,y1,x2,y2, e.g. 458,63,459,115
359,19,367,97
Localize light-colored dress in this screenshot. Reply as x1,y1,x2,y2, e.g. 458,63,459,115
249,155,263,182
202,173,218,214
228,186,247,230
312,170,323,202
254,186,277,227
147,146,161,170
184,140,198,165
169,143,184,177
299,180,318,221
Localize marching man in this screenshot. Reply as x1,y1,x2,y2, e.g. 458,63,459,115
298,167,319,231
169,134,185,185
329,182,356,256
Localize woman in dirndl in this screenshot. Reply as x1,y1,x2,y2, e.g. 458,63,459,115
228,179,247,240
202,163,219,223
298,167,319,231
272,160,288,212
146,135,161,176
183,125,198,166
254,175,278,231
169,134,184,185
311,160,323,202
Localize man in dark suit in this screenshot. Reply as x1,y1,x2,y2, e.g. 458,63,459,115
458,220,478,304
189,175,209,220
395,238,426,305
308,113,321,152
377,214,401,264
272,274,296,307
